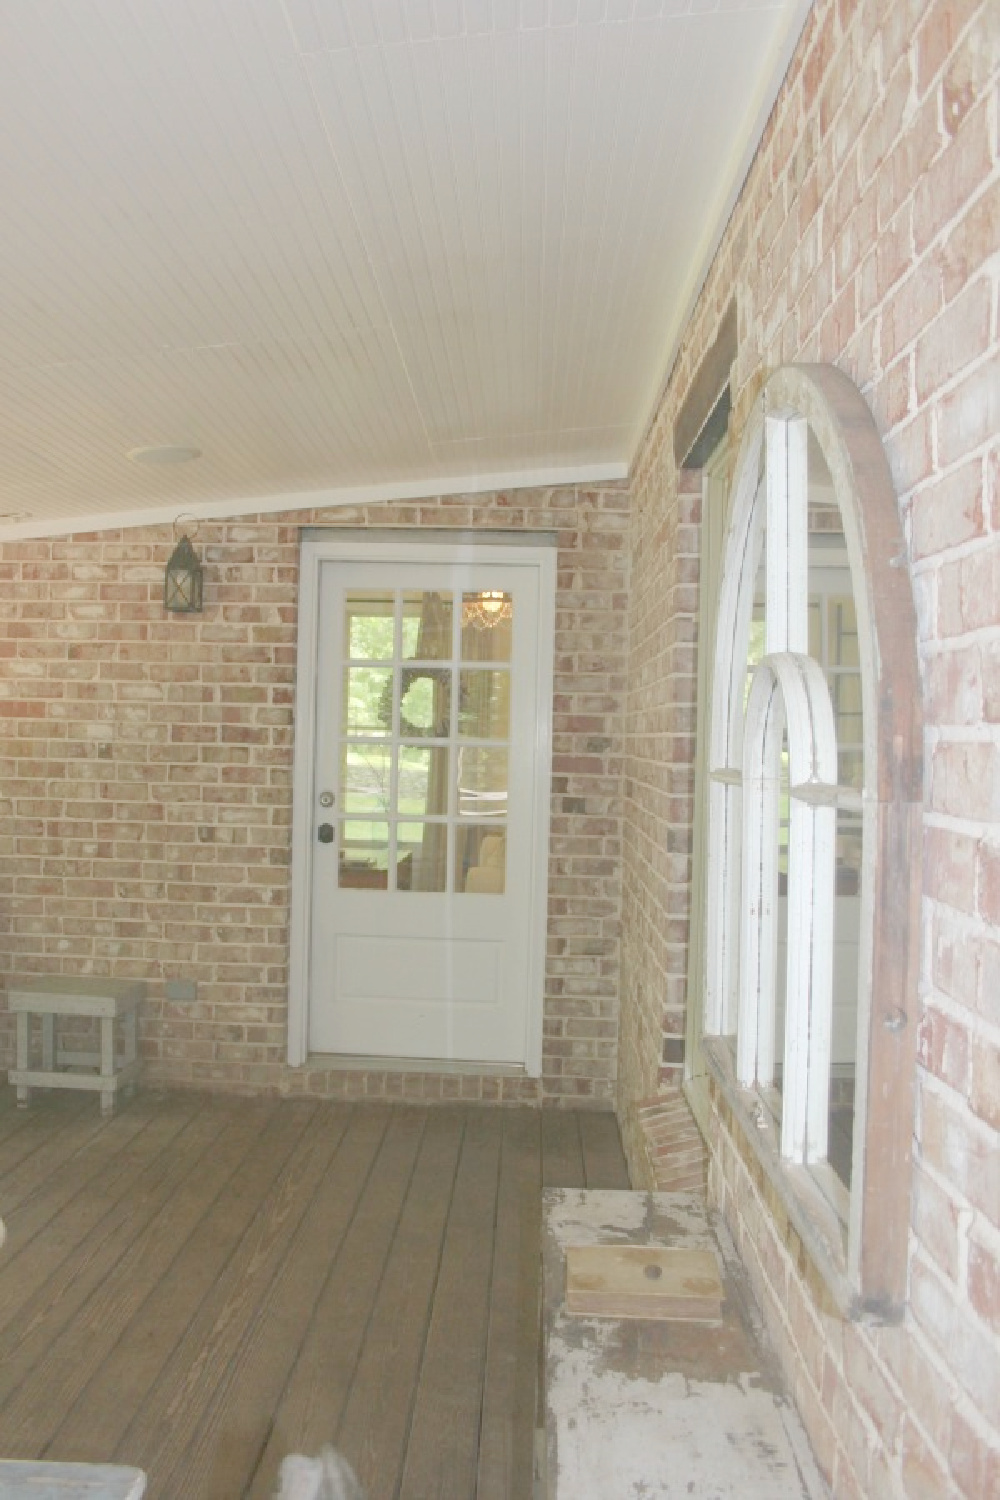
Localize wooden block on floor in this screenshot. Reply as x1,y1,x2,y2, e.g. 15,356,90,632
565,1244,723,1322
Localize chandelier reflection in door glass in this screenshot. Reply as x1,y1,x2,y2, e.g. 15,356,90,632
463,590,513,630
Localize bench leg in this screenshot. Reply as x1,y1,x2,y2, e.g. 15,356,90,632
124,1007,139,1100
15,1011,30,1108
100,1015,116,1116
41,1013,55,1072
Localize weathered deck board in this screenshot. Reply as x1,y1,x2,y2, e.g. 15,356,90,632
540,1110,585,1189
397,1109,503,1499
0,1093,629,1499
47,1101,286,1465
175,1106,391,1500
334,1110,469,1498
0,1096,207,1352
109,1102,325,1489
0,1099,244,1433
476,1109,543,1500
246,1108,426,1497
578,1111,632,1189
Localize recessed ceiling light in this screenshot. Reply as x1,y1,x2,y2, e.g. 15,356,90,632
128,445,202,466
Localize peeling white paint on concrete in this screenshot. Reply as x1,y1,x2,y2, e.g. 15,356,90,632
549,1353,819,1498
542,1191,828,1500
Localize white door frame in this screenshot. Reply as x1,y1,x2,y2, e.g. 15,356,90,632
287,529,557,1074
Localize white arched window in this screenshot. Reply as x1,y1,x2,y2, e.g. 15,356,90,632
703,365,922,1318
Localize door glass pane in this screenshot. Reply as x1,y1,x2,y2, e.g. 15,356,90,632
346,591,395,660
397,821,447,892
455,825,506,894
398,745,450,818
340,743,392,814
343,666,392,736
461,592,513,662
399,667,451,738
458,747,508,819
402,591,453,660
459,669,510,740
338,821,389,887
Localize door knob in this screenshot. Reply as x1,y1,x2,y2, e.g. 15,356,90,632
317,823,334,844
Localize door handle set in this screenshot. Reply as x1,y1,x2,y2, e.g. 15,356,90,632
317,823,334,844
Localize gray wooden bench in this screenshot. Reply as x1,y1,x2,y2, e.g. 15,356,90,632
8,977,144,1115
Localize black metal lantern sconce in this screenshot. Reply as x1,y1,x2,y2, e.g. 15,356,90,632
164,519,204,614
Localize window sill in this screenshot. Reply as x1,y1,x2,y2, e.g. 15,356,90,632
703,1036,873,1322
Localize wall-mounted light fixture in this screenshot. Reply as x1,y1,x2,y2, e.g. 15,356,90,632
164,519,204,613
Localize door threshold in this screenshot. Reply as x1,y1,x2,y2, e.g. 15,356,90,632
307,1052,527,1078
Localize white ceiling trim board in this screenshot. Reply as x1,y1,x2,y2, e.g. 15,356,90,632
0,460,629,544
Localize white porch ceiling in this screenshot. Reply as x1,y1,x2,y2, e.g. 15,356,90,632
0,0,811,538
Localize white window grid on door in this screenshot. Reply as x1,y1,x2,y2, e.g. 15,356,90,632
336,587,511,895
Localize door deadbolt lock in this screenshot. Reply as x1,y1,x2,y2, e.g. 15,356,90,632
319,790,335,808
317,823,334,844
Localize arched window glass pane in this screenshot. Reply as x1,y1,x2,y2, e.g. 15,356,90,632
808,447,863,1194
772,718,790,1111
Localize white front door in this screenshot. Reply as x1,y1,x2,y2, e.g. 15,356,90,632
290,537,554,1070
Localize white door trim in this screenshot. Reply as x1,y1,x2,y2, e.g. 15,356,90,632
287,531,557,1075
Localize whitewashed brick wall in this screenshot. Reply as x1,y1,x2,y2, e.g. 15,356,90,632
620,0,999,1493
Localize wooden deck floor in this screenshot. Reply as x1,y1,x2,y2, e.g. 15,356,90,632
0,1087,629,1500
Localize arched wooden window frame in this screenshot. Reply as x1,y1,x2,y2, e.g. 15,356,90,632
702,364,922,1319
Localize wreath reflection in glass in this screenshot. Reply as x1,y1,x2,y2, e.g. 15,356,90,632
378,666,451,738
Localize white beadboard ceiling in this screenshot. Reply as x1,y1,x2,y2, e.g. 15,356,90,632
0,0,811,539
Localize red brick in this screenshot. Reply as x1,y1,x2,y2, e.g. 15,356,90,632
938,2,997,136
882,259,944,365
911,459,986,560
931,741,1000,821
937,543,1000,638
915,0,987,95
940,178,1000,303
874,1322,952,1456
969,1031,1000,1130
900,1414,954,1500
915,277,993,403
929,906,983,1014
920,1082,999,1227
917,1001,971,1092
911,1252,1000,1416
924,643,983,725
967,1232,1000,1335
913,94,994,254
923,825,978,912
938,355,1000,470
842,1327,902,1447
948,1403,994,1500
980,842,1000,929
912,1160,963,1280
